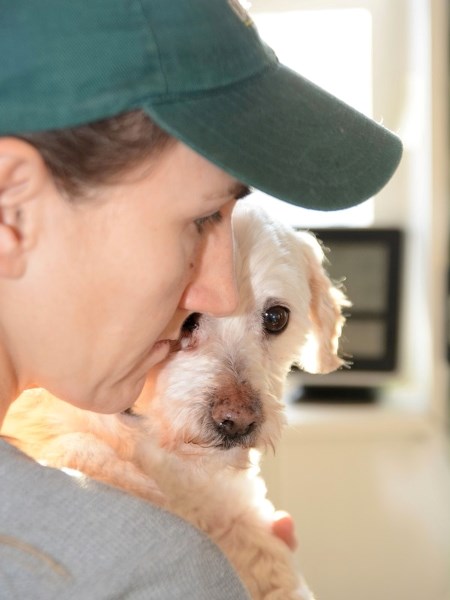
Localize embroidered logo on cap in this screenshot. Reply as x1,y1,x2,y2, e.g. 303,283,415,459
228,0,254,27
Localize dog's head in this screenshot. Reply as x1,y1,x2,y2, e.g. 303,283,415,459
137,202,348,459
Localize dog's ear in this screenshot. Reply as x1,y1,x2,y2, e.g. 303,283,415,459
297,234,349,374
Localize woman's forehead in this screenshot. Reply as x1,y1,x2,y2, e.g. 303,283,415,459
154,141,251,202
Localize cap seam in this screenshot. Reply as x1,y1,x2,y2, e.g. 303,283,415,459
142,60,278,107
136,0,169,95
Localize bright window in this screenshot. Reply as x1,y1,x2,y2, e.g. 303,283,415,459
249,3,374,227
247,0,449,420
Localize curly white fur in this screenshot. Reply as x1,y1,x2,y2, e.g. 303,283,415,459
3,202,348,600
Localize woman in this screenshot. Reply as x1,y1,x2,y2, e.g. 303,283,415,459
0,1,402,598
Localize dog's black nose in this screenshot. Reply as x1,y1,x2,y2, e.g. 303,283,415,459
210,382,263,446
213,410,257,438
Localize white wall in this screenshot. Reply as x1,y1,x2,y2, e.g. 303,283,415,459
254,1,450,598
261,406,450,600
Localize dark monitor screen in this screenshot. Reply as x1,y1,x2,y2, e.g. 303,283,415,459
307,228,403,372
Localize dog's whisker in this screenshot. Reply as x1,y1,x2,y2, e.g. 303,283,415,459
266,438,276,456
185,438,219,449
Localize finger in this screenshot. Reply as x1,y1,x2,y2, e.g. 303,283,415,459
272,510,298,551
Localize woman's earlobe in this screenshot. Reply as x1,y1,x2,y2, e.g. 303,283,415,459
0,223,25,277
0,137,47,277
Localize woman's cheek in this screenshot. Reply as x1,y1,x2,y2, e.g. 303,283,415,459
162,235,200,300
182,229,203,273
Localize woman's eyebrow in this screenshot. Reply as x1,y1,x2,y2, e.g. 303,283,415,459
234,183,252,200
206,182,252,202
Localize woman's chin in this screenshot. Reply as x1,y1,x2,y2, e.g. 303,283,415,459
39,341,172,415
57,377,144,415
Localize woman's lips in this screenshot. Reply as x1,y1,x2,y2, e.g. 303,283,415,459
148,339,171,360
168,338,182,352
167,331,198,353
153,338,181,354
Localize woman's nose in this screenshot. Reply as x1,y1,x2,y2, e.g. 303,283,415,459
179,223,239,317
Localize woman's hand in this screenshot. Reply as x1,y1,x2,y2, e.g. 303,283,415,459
272,510,297,551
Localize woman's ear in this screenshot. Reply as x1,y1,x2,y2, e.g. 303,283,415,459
0,137,47,278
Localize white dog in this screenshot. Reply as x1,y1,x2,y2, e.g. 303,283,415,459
3,202,347,600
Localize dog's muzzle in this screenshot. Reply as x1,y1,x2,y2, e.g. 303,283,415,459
208,380,263,449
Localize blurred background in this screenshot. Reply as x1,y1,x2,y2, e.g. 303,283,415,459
246,1,450,599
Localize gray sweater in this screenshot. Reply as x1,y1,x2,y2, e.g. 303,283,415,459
0,439,249,599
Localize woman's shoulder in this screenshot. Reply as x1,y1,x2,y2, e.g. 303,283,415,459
0,439,249,600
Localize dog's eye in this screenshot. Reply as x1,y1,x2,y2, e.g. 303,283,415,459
182,313,201,333
263,305,290,335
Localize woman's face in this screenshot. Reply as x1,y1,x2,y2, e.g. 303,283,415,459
13,141,247,412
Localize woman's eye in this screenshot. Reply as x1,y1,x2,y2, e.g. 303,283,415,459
263,305,290,335
194,211,223,234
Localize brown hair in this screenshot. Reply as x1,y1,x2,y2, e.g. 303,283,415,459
18,110,174,199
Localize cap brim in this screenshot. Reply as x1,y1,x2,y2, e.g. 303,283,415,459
144,63,402,211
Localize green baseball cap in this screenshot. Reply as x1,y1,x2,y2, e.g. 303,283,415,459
0,0,402,210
